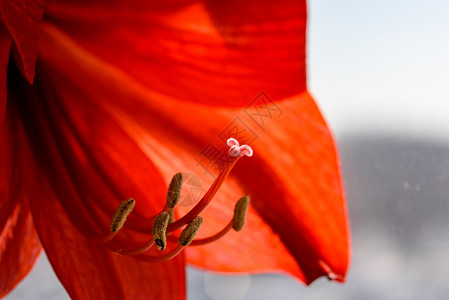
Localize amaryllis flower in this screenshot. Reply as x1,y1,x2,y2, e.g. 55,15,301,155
0,0,350,299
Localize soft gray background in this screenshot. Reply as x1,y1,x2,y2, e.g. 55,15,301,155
7,0,449,299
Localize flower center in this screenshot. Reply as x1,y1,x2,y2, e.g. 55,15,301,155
97,138,253,262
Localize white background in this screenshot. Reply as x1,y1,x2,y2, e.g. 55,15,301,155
309,0,449,142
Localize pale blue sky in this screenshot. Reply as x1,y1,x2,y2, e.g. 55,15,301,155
308,0,449,142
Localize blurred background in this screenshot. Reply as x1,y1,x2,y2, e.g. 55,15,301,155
7,0,449,299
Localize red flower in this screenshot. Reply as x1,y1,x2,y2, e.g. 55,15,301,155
0,0,350,299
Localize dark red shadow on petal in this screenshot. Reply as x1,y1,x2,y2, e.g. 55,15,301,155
0,24,11,134
8,60,170,246
0,99,42,298
0,0,44,83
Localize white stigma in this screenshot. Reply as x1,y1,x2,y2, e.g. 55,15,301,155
226,138,253,157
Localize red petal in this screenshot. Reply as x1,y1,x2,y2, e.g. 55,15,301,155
9,63,168,242
187,92,350,284
27,174,186,300
0,0,44,83
34,23,349,284
0,100,42,298
44,0,306,106
7,76,186,298
0,202,42,298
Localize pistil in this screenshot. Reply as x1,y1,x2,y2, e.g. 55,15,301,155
165,157,237,232
166,138,253,232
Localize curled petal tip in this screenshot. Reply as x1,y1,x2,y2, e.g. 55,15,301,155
318,260,345,282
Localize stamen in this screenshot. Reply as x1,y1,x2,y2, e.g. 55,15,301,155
114,212,169,255
152,212,170,250
180,221,232,246
94,231,118,244
167,195,251,246
168,209,176,223
115,240,155,256
134,217,203,263
138,244,185,263
166,158,235,232
178,216,203,246
95,198,135,244
110,199,135,232
126,173,183,231
233,195,250,231
167,138,253,233
166,173,183,208
109,138,253,261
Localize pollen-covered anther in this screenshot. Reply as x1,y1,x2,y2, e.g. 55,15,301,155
152,212,170,250
233,195,250,231
166,173,183,208
166,195,251,246
109,198,135,232
178,216,203,246
226,138,253,158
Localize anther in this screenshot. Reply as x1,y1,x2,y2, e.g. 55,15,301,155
233,195,250,231
178,216,203,246
110,199,135,232
167,195,251,246
152,212,170,250
166,173,183,208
